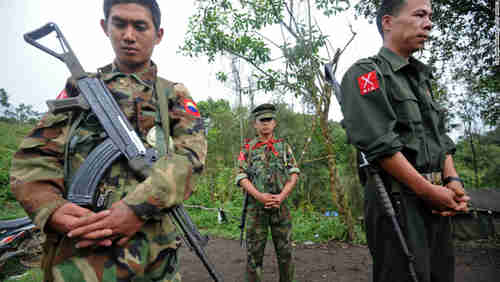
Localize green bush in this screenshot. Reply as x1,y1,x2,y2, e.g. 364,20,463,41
187,176,367,244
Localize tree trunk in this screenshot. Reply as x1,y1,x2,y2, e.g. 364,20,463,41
314,86,355,241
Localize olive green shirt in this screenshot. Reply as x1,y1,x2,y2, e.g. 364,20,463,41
340,47,455,172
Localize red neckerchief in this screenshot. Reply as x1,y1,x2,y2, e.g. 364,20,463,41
252,138,283,156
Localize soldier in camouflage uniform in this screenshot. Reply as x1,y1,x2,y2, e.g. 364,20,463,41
235,104,300,282
10,1,207,281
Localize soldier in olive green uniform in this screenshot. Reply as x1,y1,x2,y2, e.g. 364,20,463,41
235,104,300,282
340,1,469,282
10,1,207,281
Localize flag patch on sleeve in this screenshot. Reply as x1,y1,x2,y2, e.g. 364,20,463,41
357,71,380,95
56,89,69,99
183,99,200,117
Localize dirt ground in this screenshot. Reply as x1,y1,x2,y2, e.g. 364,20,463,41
1,236,498,281
179,237,500,282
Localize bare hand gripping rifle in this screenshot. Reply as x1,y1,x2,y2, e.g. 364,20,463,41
24,22,223,282
324,63,419,282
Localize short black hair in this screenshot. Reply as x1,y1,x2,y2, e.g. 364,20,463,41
376,0,408,39
103,0,161,31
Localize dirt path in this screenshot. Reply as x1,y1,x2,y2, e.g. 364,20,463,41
1,236,498,281
179,237,500,282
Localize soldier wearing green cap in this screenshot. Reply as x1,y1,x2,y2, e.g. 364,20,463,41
339,0,469,282
10,1,207,281
236,103,300,282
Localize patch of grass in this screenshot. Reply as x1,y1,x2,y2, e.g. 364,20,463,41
0,257,42,282
3,268,43,282
0,122,32,220
184,193,367,244
0,201,27,220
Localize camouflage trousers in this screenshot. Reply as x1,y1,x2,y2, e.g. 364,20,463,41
45,229,181,282
245,202,295,282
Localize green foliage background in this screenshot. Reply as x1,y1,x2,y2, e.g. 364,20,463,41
0,101,498,281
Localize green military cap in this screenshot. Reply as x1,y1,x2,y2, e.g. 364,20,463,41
252,103,276,121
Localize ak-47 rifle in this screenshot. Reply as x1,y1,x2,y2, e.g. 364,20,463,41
24,22,224,282
239,139,253,248
324,63,419,282
239,192,249,247
169,205,223,281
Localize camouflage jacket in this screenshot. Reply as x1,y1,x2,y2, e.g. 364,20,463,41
235,137,300,199
10,61,207,244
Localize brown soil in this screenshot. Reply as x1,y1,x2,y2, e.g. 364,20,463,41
179,237,500,282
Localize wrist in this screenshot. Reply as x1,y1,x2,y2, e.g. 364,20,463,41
443,176,464,187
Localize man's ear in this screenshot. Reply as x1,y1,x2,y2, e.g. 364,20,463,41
154,28,164,45
381,14,393,35
100,19,109,37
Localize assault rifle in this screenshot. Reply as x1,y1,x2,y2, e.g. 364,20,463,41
324,63,419,282
24,22,223,282
239,159,256,248
239,192,249,247
169,205,223,281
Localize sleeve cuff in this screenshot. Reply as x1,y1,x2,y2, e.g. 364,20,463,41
123,153,193,221
288,167,300,175
235,173,248,186
363,132,403,163
33,197,68,233
443,135,456,155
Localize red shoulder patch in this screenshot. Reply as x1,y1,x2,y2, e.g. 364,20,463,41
183,99,200,117
56,89,69,100
357,71,380,95
238,151,246,161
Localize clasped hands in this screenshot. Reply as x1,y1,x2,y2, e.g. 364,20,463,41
429,181,470,216
48,200,144,249
258,192,285,209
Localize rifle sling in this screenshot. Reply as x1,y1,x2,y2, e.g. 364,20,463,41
154,78,174,156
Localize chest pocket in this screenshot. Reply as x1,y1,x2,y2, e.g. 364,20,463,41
111,80,157,138
390,81,423,124
69,113,105,157
66,112,107,178
421,97,442,129
137,100,157,137
271,143,286,171
249,151,266,173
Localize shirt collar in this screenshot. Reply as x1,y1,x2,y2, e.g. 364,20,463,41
378,47,433,78
98,61,158,89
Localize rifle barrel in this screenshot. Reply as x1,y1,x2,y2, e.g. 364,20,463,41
373,172,419,282
170,206,224,282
